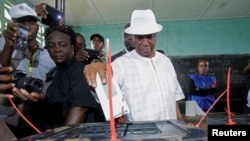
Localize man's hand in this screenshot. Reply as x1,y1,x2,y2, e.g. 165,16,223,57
35,3,48,19
12,88,45,102
3,23,19,47
0,66,45,101
83,62,107,88
0,66,14,90
35,3,65,26
0,66,15,98
75,50,89,62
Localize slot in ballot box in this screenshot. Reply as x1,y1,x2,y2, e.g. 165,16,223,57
16,120,207,141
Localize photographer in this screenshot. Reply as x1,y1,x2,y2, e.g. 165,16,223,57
0,3,55,138
0,3,55,80
74,32,104,65
74,33,93,64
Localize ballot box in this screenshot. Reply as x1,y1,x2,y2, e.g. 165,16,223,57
16,120,207,141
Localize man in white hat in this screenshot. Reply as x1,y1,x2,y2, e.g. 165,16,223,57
0,3,55,138
84,9,185,122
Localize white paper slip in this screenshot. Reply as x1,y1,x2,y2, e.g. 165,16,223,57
94,73,130,121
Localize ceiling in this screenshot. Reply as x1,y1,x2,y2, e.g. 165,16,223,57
28,0,250,26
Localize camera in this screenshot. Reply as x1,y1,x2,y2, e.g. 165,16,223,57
10,70,44,93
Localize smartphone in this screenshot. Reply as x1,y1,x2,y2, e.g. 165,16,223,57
14,24,28,51
41,5,64,26
84,48,100,60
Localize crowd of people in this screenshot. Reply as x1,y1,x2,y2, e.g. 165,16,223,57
0,2,248,140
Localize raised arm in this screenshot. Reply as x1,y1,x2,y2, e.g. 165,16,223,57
35,3,65,26
0,23,18,66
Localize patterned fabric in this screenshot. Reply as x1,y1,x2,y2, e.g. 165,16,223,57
188,74,217,111
112,50,185,121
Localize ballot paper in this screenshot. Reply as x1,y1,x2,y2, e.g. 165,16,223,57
93,74,130,121
185,101,205,116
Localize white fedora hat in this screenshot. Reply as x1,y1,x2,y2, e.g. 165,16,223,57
125,9,162,35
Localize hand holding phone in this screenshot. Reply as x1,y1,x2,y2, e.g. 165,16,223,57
41,5,64,26
84,48,100,60
35,3,49,18
75,49,89,62
75,48,100,64
14,24,28,51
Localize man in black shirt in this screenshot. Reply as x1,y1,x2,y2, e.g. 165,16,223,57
40,25,105,129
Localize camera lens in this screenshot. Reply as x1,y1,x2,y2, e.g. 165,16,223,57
16,77,44,93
